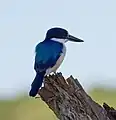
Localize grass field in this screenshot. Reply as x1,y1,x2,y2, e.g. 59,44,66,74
0,87,116,120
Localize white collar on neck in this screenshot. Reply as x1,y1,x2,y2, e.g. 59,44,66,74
50,38,68,44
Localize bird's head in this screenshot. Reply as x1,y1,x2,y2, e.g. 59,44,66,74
45,27,84,43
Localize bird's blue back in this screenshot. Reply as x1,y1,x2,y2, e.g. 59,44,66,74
34,39,63,73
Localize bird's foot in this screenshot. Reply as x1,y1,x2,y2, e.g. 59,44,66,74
46,72,57,76
53,71,57,75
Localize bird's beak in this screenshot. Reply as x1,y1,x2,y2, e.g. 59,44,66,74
67,34,84,42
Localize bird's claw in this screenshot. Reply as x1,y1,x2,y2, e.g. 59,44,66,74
53,72,57,75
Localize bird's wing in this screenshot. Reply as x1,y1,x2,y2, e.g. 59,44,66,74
34,41,63,72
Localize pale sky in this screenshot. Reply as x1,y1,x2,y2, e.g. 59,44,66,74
0,0,116,99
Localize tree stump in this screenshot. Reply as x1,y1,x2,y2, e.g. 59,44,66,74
38,73,116,120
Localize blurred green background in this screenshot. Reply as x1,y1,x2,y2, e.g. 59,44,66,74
0,87,116,120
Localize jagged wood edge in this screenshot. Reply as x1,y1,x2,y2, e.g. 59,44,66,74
38,73,115,120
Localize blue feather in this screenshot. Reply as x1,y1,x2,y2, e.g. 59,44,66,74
34,40,63,72
29,39,63,97
29,72,45,97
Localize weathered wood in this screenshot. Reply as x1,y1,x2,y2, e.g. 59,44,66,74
38,73,116,120
103,103,116,120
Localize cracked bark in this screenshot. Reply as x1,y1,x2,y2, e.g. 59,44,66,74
38,73,116,120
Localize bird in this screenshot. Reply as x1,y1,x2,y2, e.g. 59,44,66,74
29,27,84,97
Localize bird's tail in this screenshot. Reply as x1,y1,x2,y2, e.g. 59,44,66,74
29,71,45,97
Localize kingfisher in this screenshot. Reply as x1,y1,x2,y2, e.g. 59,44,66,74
29,27,84,97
